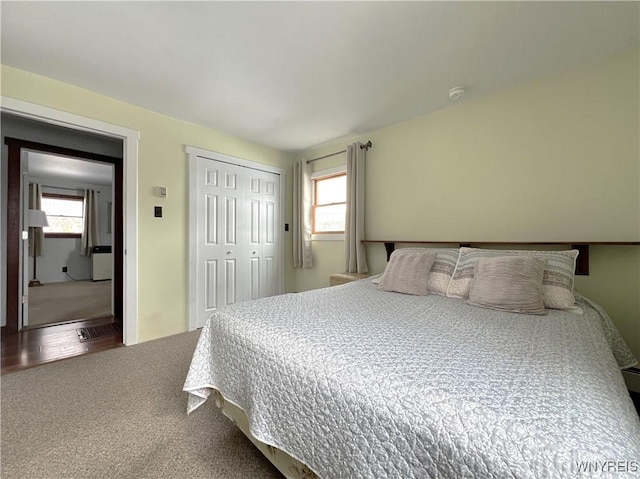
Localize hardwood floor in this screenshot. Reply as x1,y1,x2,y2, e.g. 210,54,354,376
1,316,122,374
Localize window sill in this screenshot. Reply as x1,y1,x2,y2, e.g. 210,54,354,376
312,233,345,241
45,233,82,239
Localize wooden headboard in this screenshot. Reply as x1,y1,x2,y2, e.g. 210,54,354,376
362,240,640,276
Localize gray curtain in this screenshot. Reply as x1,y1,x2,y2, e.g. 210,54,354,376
80,189,99,256
293,159,313,268
345,142,368,273
28,183,44,257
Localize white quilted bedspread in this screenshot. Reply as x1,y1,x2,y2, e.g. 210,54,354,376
184,279,640,478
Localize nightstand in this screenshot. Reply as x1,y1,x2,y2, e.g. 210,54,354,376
329,272,370,286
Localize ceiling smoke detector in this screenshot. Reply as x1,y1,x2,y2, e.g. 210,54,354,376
448,86,465,101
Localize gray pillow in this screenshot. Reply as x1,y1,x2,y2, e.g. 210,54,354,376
378,252,436,296
447,247,578,309
466,256,547,315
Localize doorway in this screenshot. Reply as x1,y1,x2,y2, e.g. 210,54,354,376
24,151,115,329
5,138,124,332
1,97,139,347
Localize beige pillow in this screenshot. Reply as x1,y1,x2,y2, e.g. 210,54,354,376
378,251,436,296
372,248,460,295
466,256,547,315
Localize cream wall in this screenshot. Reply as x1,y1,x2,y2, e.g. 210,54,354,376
1,66,295,342
1,49,638,359
296,50,640,361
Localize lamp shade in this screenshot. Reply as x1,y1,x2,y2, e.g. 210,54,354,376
28,209,49,228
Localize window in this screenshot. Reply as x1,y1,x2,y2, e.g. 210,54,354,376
312,168,346,235
41,193,84,238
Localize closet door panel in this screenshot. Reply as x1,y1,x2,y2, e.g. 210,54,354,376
205,260,218,310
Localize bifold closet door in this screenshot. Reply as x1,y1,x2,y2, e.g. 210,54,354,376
244,168,279,300
196,157,280,327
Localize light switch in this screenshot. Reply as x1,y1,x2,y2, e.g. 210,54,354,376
154,206,162,218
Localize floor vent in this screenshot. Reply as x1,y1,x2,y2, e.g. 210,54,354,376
77,324,119,342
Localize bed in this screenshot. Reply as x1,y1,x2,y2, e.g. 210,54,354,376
184,248,640,478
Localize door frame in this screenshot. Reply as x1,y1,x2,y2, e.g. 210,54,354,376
186,145,286,331
1,97,140,345
6,138,124,331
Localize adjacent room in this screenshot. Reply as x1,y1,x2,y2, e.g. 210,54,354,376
1,2,639,478
25,152,114,328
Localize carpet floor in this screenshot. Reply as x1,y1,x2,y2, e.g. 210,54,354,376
1,330,282,479
28,280,112,327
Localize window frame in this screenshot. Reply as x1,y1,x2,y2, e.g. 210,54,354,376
311,165,347,240
41,192,84,239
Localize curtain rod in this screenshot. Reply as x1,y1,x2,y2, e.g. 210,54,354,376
42,185,85,192
307,140,372,164
41,185,101,194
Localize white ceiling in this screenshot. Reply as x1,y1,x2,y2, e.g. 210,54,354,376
2,2,638,152
28,152,114,186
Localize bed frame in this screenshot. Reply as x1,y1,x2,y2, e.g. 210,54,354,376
362,240,639,275
212,389,319,479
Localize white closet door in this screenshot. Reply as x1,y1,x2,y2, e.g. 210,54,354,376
220,163,243,306
244,169,280,300
260,171,279,298
195,156,280,328
197,159,223,315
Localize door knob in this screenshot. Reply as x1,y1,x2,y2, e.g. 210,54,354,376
252,251,257,255
226,251,232,255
